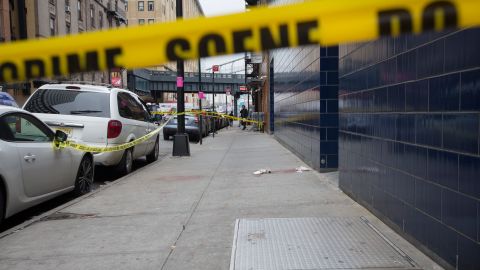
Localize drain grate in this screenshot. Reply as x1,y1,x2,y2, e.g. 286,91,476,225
230,217,418,270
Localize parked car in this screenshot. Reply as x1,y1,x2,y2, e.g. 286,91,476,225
23,83,159,175
163,115,208,142
205,111,229,132
0,92,19,108
146,103,162,125
0,105,93,225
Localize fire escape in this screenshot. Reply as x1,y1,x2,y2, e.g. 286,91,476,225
106,0,127,27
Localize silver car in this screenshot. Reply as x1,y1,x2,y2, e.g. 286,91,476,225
23,83,159,175
0,106,93,225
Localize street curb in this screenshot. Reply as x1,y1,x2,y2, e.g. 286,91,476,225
0,157,166,240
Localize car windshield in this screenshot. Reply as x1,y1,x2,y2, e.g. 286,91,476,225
24,89,110,118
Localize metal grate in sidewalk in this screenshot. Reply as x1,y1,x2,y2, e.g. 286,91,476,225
230,217,419,270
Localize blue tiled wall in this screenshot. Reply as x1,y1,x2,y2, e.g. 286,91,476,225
339,28,480,269
272,45,339,171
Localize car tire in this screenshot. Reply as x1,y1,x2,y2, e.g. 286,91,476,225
116,148,133,176
146,137,159,163
0,184,5,226
73,156,94,196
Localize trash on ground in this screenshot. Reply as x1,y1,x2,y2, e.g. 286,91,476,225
253,169,272,175
296,166,311,173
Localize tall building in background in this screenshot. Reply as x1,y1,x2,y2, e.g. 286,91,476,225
0,0,127,105
0,0,12,42
126,0,203,103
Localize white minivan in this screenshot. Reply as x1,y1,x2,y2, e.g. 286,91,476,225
23,83,160,175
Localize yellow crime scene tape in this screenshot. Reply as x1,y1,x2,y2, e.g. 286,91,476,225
1,0,479,82
155,110,263,124
54,111,263,152
54,120,167,153
155,110,263,125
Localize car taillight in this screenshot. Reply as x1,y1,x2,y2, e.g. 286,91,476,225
107,120,122,139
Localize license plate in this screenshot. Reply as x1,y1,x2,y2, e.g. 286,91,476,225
55,127,73,136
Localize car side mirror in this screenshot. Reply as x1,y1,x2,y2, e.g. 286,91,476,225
54,130,68,143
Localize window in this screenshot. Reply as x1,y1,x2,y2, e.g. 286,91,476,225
49,16,56,36
138,1,144,11
117,93,149,121
138,19,145,25
148,19,154,24
0,114,53,142
24,89,111,118
148,1,154,11
99,11,103,28
77,0,82,21
65,0,70,11
90,4,95,27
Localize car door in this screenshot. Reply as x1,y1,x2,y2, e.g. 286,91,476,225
0,113,73,197
136,97,157,153
117,92,148,158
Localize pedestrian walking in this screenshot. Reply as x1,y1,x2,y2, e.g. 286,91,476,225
240,105,248,130
229,111,234,126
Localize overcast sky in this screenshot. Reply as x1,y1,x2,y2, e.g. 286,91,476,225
199,0,245,16
198,0,245,73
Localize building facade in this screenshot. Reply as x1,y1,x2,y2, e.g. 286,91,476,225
266,0,339,172
1,0,127,105
339,29,480,269
26,0,126,39
125,0,203,102
29,0,127,85
272,45,339,172
0,0,11,42
125,0,202,73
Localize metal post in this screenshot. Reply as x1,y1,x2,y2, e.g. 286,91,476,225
225,91,228,129
212,69,216,137
172,0,190,156
245,52,248,111
198,58,203,145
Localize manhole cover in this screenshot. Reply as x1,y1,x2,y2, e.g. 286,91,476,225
230,217,418,270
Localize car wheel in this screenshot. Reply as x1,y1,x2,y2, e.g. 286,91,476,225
74,156,94,196
116,148,133,176
146,138,159,163
0,184,5,226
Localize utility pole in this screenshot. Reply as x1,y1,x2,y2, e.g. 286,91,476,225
172,0,190,156
245,52,249,112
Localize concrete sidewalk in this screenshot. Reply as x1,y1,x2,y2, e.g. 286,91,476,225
0,128,442,270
